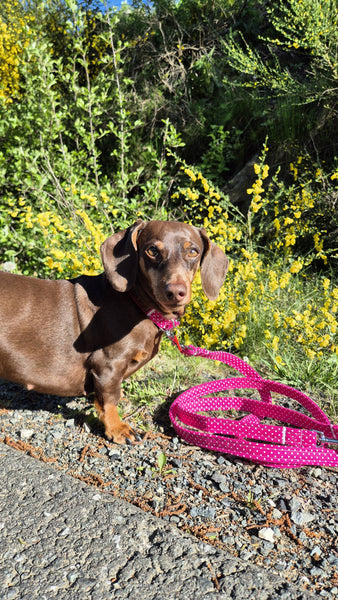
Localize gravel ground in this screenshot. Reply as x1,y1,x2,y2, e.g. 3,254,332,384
0,375,337,598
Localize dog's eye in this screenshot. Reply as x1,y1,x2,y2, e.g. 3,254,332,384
187,248,199,258
146,246,159,258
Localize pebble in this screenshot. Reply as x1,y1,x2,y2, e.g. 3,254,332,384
311,545,322,558
258,528,275,543
19,428,35,440
291,511,316,525
288,497,302,512
272,508,283,520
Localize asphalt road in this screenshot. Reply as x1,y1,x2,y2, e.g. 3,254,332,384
0,443,317,600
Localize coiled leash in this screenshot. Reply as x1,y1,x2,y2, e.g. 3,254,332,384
146,309,338,469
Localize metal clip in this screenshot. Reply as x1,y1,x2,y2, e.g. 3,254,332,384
313,430,338,446
165,329,186,353
165,328,176,341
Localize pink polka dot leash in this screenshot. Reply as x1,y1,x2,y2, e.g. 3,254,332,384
147,310,338,469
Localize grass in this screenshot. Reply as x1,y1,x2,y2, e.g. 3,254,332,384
120,335,337,437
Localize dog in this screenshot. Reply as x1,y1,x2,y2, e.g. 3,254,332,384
0,220,229,443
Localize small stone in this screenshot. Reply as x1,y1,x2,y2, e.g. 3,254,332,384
272,508,283,520
109,452,120,461
65,418,75,428
260,541,274,556
220,483,229,493
240,550,253,561
311,545,322,559
211,472,227,485
19,428,34,440
258,527,275,543
298,531,308,543
170,516,180,523
252,484,262,496
291,511,315,525
277,498,287,512
288,497,301,512
51,429,63,440
59,527,71,537
67,572,78,584
310,566,324,578
222,535,235,545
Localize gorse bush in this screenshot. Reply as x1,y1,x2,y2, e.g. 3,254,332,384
173,147,338,404
0,1,33,101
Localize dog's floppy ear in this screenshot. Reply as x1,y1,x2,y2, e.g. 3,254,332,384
100,220,146,292
199,228,229,301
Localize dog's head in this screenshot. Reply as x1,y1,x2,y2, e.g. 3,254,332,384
100,220,229,318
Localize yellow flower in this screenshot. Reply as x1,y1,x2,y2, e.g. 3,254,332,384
241,248,251,259
262,165,269,179
51,248,65,260
275,355,285,366
290,260,303,274
271,336,279,352
285,233,296,247
274,218,280,232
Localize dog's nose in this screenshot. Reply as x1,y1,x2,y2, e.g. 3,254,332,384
165,282,187,303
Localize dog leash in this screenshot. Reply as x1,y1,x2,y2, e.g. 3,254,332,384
143,308,338,469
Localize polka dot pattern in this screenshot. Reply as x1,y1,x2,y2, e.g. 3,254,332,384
168,345,338,469
140,306,338,468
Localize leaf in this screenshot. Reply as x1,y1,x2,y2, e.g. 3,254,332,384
157,452,167,473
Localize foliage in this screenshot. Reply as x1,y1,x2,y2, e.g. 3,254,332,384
0,1,32,100
176,147,338,401
0,0,337,404
222,0,338,159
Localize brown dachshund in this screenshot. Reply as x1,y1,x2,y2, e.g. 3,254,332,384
0,220,228,443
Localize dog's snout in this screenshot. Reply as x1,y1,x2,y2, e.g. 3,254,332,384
165,282,187,304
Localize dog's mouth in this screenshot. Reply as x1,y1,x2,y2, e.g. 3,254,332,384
156,300,188,320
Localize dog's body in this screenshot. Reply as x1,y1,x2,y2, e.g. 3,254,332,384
0,220,228,442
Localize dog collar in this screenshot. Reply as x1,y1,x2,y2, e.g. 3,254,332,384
145,308,180,331
129,292,180,331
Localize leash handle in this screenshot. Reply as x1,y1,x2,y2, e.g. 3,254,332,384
168,334,338,468
171,337,332,426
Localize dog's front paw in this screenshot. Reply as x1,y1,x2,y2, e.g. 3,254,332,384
106,421,139,445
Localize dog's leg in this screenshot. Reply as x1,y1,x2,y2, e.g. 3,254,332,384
94,395,136,444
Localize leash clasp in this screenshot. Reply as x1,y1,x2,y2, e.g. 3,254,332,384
165,328,185,352
313,430,338,446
